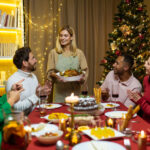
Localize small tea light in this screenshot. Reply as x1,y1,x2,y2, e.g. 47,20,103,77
106,118,114,128
138,130,147,150
65,93,79,104
25,126,32,142
59,119,66,132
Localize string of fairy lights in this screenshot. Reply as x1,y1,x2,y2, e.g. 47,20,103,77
23,0,63,84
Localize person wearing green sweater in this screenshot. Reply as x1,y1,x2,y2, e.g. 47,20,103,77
0,79,24,148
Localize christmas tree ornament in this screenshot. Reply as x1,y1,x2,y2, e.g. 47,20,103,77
110,41,118,50
115,50,121,56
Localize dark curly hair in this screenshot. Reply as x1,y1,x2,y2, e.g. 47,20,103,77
13,47,31,69
122,54,134,69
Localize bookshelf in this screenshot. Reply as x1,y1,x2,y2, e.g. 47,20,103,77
0,0,24,96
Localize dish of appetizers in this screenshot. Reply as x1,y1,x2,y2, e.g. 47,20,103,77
101,103,120,109
36,130,63,145
25,123,58,136
44,113,70,123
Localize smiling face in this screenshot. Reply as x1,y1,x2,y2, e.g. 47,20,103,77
144,57,150,75
59,29,73,46
113,56,125,75
26,52,37,72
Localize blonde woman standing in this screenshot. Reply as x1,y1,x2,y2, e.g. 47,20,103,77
47,25,88,103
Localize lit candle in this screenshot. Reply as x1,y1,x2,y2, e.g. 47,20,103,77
59,118,66,132
106,118,114,128
25,126,32,142
138,130,147,150
65,93,79,104
122,113,126,119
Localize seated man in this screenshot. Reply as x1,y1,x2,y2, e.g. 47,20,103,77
101,54,142,107
6,47,51,115
0,80,24,147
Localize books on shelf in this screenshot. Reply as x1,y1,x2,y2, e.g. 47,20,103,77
0,43,18,56
0,8,19,28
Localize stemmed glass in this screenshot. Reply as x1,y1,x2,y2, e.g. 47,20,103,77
81,83,88,96
39,88,48,117
112,83,119,110
38,80,51,117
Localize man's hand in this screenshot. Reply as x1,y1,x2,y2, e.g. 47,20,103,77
11,79,24,91
36,81,52,97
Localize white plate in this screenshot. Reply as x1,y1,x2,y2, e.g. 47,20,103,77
105,111,137,119
56,72,83,82
73,141,126,150
25,123,58,136
43,113,70,123
82,127,125,140
101,103,120,109
37,104,62,109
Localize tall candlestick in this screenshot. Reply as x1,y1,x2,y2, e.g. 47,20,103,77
138,130,147,150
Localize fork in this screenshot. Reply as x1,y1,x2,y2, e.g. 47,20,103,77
124,139,131,150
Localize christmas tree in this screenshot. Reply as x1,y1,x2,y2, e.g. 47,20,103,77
98,0,150,85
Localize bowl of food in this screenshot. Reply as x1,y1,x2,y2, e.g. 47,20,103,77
36,130,63,145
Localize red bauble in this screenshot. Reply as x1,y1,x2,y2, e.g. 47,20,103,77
118,18,122,22
115,50,121,56
101,59,107,64
125,0,130,3
139,34,144,40
138,7,143,11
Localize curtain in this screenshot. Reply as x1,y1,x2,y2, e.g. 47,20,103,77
23,0,150,96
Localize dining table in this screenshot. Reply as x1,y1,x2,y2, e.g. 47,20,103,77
27,102,150,150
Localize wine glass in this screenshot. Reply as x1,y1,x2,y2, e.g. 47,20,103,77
81,83,88,96
39,87,48,117
112,83,119,110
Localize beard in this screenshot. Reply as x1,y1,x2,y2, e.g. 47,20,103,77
27,62,36,72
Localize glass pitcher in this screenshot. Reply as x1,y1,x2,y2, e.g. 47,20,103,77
2,111,31,150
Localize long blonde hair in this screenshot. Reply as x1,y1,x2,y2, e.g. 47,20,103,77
56,25,77,56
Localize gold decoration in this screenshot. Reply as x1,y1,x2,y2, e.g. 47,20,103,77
126,11,132,15
110,41,118,51
119,24,132,37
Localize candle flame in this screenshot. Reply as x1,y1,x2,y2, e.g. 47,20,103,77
122,114,126,119
141,130,145,136
71,93,74,97
108,118,113,125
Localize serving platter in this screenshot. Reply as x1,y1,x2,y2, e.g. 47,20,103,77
73,141,126,150
25,123,58,136
36,103,62,109
82,127,125,140
105,111,137,119
56,72,83,82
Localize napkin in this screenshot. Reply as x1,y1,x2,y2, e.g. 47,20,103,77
132,105,140,115
120,105,133,132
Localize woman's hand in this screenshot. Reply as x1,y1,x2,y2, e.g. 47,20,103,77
50,72,66,82
127,90,141,102
7,88,24,106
